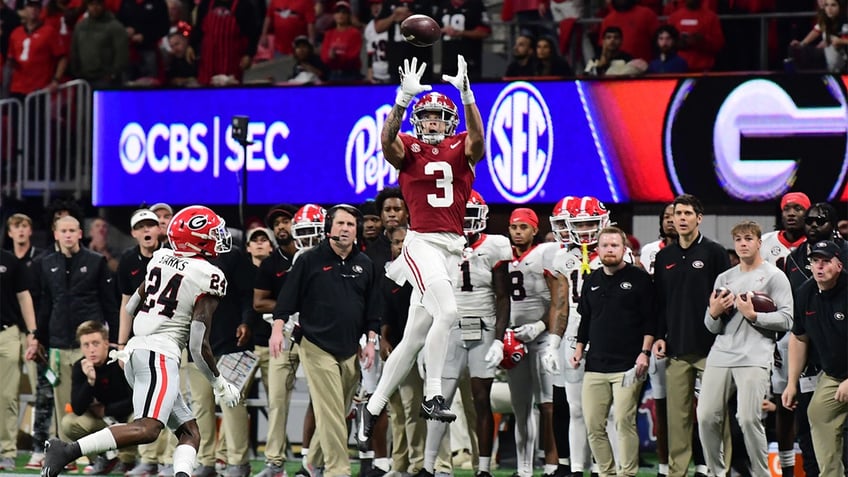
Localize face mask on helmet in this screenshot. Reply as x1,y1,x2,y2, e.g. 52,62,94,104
567,216,609,245
292,222,323,249
410,94,459,145
464,202,489,234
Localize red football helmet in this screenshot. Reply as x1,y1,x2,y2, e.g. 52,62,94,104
550,196,578,244
167,205,232,257
410,92,459,145
292,204,326,250
464,190,489,234
563,196,610,245
500,329,528,369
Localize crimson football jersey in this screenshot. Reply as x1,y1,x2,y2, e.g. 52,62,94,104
398,131,475,235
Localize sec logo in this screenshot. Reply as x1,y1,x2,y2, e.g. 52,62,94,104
663,76,848,202
485,81,554,203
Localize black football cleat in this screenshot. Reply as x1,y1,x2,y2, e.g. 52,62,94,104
42,439,79,477
354,402,377,452
419,395,456,422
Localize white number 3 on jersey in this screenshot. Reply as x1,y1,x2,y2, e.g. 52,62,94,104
425,161,454,208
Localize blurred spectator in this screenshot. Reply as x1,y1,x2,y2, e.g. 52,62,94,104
501,0,553,39
165,22,199,86
599,0,659,61
364,0,389,83
668,0,724,71
358,201,382,248
86,217,119,273
374,0,435,83
7,0,67,99
533,35,573,75
41,0,85,42
438,0,492,81
118,0,169,80
149,202,172,243
839,219,848,239
504,32,537,76
157,0,188,53
320,1,362,81
585,26,647,75
647,25,689,73
69,0,128,88
191,0,259,86
259,0,315,57
788,0,848,72
0,3,21,72
287,35,328,84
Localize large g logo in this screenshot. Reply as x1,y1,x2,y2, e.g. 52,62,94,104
664,76,848,202
486,82,554,203
187,215,208,230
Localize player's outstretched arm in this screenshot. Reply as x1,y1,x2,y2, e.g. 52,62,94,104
442,54,484,164
383,57,431,169
189,294,222,381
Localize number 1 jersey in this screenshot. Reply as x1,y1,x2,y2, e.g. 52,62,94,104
129,248,227,359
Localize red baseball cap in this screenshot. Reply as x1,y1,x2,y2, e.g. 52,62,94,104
510,208,539,229
780,192,810,211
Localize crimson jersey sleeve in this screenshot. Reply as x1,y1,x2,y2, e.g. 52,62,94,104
397,132,475,235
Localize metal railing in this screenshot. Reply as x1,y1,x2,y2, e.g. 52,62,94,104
0,97,22,206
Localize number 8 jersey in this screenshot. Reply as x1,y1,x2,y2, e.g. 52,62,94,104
129,248,227,360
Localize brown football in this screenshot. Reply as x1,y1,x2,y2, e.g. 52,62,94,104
400,14,440,47
741,291,777,313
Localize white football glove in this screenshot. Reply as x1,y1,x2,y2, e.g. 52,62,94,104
441,54,475,105
396,57,432,108
212,375,241,408
541,335,562,375
484,340,504,369
513,321,546,342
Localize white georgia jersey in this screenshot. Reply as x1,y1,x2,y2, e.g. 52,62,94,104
450,234,513,317
640,239,667,276
552,245,634,336
129,248,227,359
760,230,805,269
508,242,559,327
364,19,389,81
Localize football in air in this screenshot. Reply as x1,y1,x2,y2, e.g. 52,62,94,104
400,14,441,47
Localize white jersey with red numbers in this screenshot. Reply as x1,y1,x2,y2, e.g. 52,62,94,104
398,132,475,235
508,242,559,327
450,233,513,319
128,248,227,360
760,230,806,269
552,245,633,337
641,239,667,275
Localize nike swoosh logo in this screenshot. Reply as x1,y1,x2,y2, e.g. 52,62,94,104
450,142,460,149
50,267,58,272
665,264,676,269
791,267,798,272
323,266,332,271
422,402,435,414
391,287,401,294
276,271,286,277
131,269,140,276
590,286,600,291
805,311,816,315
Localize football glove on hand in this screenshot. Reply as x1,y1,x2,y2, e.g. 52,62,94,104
541,335,562,375
484,340,504,369
441,54,475,105
513,321,546,342
213,375,241,408
396,57,432,108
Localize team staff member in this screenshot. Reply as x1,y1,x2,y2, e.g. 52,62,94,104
652,194,731,477
269,204,381,477
573,227,654,477
782,241,848,477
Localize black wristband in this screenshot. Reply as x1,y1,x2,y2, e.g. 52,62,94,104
641,349,651,357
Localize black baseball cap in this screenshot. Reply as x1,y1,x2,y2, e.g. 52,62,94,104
808,240,842,260
265,204,296,228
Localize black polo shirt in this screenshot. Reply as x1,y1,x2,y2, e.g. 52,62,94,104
381,278,412,348
792,271,848,380
254,248,294,346
116,245,163,296
577,263,655,373
275,240,381,359
654,233,730,358
0,249,29,330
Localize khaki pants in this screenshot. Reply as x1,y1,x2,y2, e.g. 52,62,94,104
255,344,300,466
61,412,136,463
298,338,359,477
0,327,21,458
582,371,643,477
50,347,83,441
808,374,848,477
138,430,177,465
186,360,253,466
387,367,425,473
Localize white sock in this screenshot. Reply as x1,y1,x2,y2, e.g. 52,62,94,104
779,450,795,468
301,448,308,468
172,445,196,477
659,464,669,474
359,451,374,459
374,458,390,472
479,457,491,473
558,458,570,466
423,448,437,473
695,465,709,474
77,428,117,456
425,377,442,400
544,464,558,475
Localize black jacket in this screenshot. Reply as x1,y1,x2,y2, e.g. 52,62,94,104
275,240,381,358
70,353,132,419
38,248,119,347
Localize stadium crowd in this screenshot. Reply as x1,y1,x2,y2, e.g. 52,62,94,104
0,0,844,95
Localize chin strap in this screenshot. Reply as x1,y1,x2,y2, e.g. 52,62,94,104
580,243,592,275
